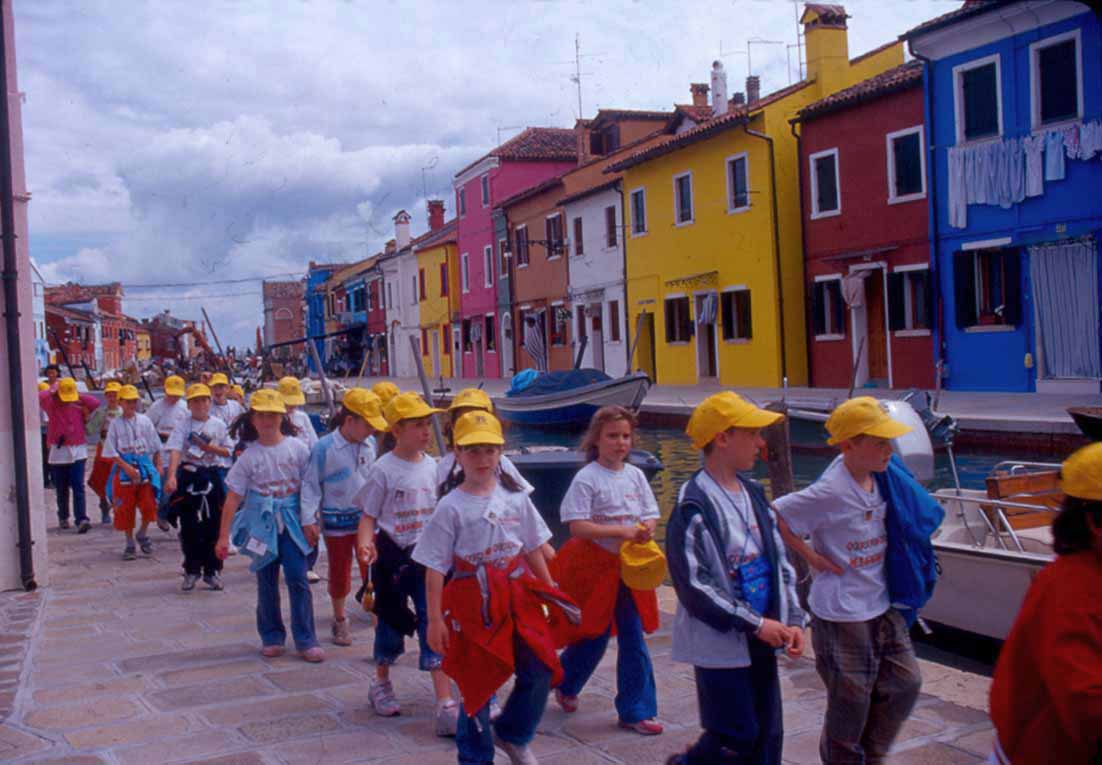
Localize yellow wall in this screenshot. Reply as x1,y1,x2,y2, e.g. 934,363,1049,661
136,332,151,361
417,242,455,378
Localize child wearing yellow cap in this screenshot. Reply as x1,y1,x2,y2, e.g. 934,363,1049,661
146,376,189,475
39,378,101,532
989,443,1102,765
103,385,164,560
209,373,245,428
772,396,927,764
413,410,570,765
215,389,323,663
436,388,532,493
355,392,458,730
665,392,806,765
278,377,318,450
300,388,388,646
87,381,124,524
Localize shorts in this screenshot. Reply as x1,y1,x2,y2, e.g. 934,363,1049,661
324,534,367,600
112,476,159,532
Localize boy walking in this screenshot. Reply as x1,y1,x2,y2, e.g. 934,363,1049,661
666,392,806,765
103,384,163,560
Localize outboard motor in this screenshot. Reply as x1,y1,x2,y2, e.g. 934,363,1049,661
883,400,935,482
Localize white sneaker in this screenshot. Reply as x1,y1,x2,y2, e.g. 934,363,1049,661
369,680,400,717
306,570,321,584
435,699,459,737
227,544,238,556
498,740,538,765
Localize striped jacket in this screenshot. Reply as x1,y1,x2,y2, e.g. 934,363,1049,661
666,469,805,669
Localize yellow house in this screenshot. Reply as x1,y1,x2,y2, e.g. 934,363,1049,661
413,215,459,379
135,327,151,361
610,4,902,386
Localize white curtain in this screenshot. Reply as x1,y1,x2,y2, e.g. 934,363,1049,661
696,292,717,326
1029,238,1100,379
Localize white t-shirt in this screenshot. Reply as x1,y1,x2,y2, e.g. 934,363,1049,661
166,415,231,468
699,471,764,569
287,408,319,450
413,484,551,575
101,414,162,459
146,398,188,440
48,444,88,465
773,456,890,623
559,461,660,553
435,451,534,495
224,437,310,499
358,451,438,549
300,429,376,535
211,399,245,428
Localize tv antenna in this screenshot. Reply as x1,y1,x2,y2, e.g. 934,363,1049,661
569,33,594,118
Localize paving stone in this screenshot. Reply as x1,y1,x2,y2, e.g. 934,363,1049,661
33,674,149,706
147,676,275,711
158,658,269,687
23,696,143,730
0,724,51,758
19,757,107,765
114,730,245,765
891,742,984,764
117,642,258,674
600,726,701,765
275,729,402,764
264,665,361,692
949,728,996,758
201,693,331,726
65,714,187,749
179,754,269,765
913,699,992,728
238,712,342,743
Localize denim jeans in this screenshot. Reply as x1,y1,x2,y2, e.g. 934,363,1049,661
456,637,551,764
373,568,441,670
559,583,657,723
255,531,318,651
51,460,88,524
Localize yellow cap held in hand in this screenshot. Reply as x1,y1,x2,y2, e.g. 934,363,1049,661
372,381,400,405
453,410,505,447
57,378,79,403
342,388,388,432
1061,443,1102,501
118,384,141,401
825,397,912,446
686,391,784,450
449,388,493,413
277,376,306,406
249,388,287,414
210,373,230,387
620,539,668,591
383,391,442,430
186,383,211,401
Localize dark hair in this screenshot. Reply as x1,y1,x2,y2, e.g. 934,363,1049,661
438,448,524,497
580,406,636,462
230,410,299,444
328,406,368,434
377,430,397,456
44,364,60,374
1052,495,1102,555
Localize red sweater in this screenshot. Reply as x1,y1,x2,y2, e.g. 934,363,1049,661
989,549,1102,764
553,537,659,639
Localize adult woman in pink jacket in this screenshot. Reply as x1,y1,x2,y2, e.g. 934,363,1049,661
39,378,100,532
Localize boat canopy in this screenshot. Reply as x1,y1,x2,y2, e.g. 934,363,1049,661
506,368,611,398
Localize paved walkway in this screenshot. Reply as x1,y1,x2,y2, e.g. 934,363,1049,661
0,512,996,764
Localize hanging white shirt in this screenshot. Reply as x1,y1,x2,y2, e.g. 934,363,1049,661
300,429,377,535
166,415,232,469
358,451,438,549
435,451,533,496
559,461,660,553
101,414,162,459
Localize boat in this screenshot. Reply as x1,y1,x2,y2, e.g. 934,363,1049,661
496,369,651,428
1067,405,1102,441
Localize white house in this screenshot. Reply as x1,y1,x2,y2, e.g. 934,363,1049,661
30,259,49,371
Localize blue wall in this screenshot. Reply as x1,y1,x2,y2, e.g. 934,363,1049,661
305,266,337,372
926,9,1102,391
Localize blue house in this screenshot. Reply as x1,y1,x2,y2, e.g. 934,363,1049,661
304,262,340,373
906,1,1102,393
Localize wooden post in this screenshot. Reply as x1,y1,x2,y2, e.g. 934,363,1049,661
626,311,646,372
306,340,336,418
409,335,447,456
763,400,811,608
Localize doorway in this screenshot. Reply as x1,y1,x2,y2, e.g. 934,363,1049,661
501,312,515,377
471,320,484,378
451,325,462,378
430,329,441,378
632,311,656,380
590,304,605,372
694,292,718,380
848,265,891,389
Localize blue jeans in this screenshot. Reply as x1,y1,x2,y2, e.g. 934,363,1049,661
559,584,657,723
456,637,551,764
51,460,88,524
373,570,441,670
255,531,318,651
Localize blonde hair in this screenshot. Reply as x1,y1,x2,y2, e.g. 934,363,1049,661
580,406,637,462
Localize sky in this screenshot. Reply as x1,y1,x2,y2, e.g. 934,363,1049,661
15,0,958,349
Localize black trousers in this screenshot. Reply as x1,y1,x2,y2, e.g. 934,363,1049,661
167,465,225,577
180,505,222,576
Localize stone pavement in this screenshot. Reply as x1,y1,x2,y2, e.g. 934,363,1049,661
0,513,997,764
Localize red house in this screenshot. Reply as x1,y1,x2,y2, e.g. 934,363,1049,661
795,60,935,390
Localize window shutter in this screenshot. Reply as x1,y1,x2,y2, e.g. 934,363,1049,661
888,272,906,331
953,253,977,328
812,283,826,336
665,302,675,342
831,282,846,335
738,291,753,339
1002,250,1022,326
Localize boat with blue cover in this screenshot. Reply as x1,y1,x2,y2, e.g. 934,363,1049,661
496,368,651,428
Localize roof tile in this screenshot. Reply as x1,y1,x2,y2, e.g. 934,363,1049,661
796,61,923,122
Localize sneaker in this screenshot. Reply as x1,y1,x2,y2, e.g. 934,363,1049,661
435,699,459,737
136,534,153,555
369,680,401,717
497,740,539,765
203,573,224,591
300,646,325,663
122,544,137,561
619,718,664,736
331,618,352,646
77,519,91,534
306,569,321,584
181,574,199,591
101,511,111,524
156,517,171,533
58,518,70,530
260,645,285,658
227,544,238,556
554,689,578,714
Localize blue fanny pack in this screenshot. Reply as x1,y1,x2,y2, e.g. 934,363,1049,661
321,507,360,533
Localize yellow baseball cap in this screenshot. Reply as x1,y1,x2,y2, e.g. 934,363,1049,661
249,388,287,414
104,381,122,394
383,391,442,429
57,378,79,403
164,375,186,397
825,396,913,446
449,388,493,413
231,384,245,399
186,383,211,401
342,388,388,432
210,373,230,387
277,376,306,406
686,391,783,449
38,381,49,391
372,381,400,405
118,384,141,401
620,540,668,591
453,410,504,447
1060,443,1102,501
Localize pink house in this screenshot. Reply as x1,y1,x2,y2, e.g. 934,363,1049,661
452,128,576,378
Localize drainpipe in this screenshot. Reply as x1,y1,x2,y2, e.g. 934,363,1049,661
0,7,36,590
789,118,813,387
742,122,788,383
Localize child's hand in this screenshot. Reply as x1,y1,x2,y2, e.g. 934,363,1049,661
303,523,320,548
164,476,177,496
356,542,377,567
215,536,230,561
427,616,449,655
785,626,806,658
755,618,791,649
631,524,652,543
124,465,141,482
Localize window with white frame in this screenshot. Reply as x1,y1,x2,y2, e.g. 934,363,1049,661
886,126,925,203
954,55,1002,143
605,205,618,247
458,187,467,217
811,278,845,338
550,305,568,346
674,172,693,224
1031,30,1082,129
545,214,565,259
720,288,752,341
726,154,750,212
630,188,647,235
809,148,840,218
484,315,496,351
498,238,508,278
483,246,493,287
664,296,692,343
573,217,584,257
888,267,932,332
608,299,621,342
460,252,470,293
515,225,529,267
480,174,490,206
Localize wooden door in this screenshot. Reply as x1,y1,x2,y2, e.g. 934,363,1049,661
866,272,888,381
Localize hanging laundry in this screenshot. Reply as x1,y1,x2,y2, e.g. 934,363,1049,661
1062,123,1081,160
841,273,868,308
948,146,968,229
1045,130,1066,181
1023,134,1045,197
1005,136,1026,207
1078,120,1102,161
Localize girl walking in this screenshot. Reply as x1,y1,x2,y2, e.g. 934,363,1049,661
38,378,100,532
103,385,163,560
435,388,531,492
279,376,319,450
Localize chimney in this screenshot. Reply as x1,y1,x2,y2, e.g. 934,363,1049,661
746,76,761,105
802,3,851,95
393,210,411,249
710,61,728,116
690,82,709,108
731,92,746,107
427,200,445,232
385,239,397,256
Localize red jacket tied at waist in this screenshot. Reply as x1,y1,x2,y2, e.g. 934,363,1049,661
442,556,580,717
552,537,659,640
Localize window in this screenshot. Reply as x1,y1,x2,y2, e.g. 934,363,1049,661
952,248,1021,328
458,187,467,217
630,189,647,235
664,296,692,343
887,127,926,203
439,263,448,296
545,214,564,259
387,282,393,309
573,217,584,257
480,174,490,206
576,307,587,343
515,226,529,267
811,278,845,338
721,289,752,341
726,154,749,212
954,55,1001,143
483,246,493,287
442,325,450,355
484,315,496,351
608,299,621,342
411,275,417,305
550,306,568,346
605,206,618,248
421,328,429,355
461,252,470,293
1031,31,1081,129
418,269,426,301
461,319,472,352
888,268,932,333
810,149,840,218
674,172,693,224
498,238,508,277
